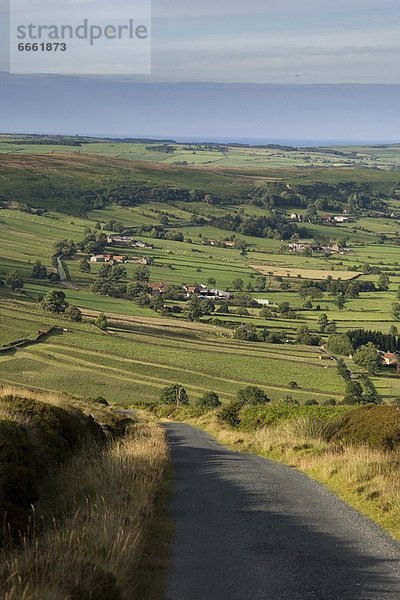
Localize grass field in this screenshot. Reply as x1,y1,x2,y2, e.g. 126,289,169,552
2,138,400,172
0,300,345,405
1,137,400,406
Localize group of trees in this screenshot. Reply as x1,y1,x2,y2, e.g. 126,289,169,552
347,328,400,353
251,180,390,215
39,290,82,322
91,264,127,296
2,270,24,290
160,384,221,409
210,213,303,241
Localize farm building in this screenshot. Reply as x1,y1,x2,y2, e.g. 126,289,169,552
208,240,237,248
199,288,231,300
183,284,208,297
106,236,153,249
254,299,270,306
149,283,165,295
382,352,399,367
107,235,134,246
90,254,128,264
133,241,154,249
90,254,113,263
333,216,353,223
183,284,231,299
112,255,128,263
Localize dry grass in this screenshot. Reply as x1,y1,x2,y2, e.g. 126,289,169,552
250,264,361,280
0,413,169,600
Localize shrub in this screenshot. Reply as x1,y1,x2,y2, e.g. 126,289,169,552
196,392,221,409
237,386,270,406
332,406,400,451
95,313,108,330
218,401,242,428
160,384,189,406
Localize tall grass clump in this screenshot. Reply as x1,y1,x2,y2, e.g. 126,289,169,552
0,415,169,599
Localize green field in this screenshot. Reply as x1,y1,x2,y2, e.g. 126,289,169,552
1,136,400,405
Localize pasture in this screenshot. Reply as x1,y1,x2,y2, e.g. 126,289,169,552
0,300,344,405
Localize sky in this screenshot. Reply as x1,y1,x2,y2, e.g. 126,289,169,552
0,0,399,142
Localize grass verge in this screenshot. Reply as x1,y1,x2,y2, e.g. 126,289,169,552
0,386,170,600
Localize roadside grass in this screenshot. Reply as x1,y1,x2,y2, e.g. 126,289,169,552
0,387,170,600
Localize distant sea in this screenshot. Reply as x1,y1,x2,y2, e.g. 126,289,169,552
171,136,398,147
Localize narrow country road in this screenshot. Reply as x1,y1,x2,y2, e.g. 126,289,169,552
164,423,400,600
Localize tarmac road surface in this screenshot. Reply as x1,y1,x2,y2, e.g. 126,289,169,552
164,423,400,600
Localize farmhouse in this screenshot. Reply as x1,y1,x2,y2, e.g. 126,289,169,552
133,240,154,249
183,284,231,299
199,288,231,300
254,299,270,306
333,215,352,223
106,235,153,249
107,235,134,246
382,352,399,367
208,239,237,248
183,285,208,298
90,254,128,264
90,254,113,263
289,242,317,253
290,213,302,222
149,282,165,295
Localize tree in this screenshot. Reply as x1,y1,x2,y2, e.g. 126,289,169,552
6,270,23,290
377,273,390,291
40,290,68,314
255,276,267,291
134,265,150,282
237,386,270,406
317,314,329,332
232,278,244,291
160,384,189,405
95,313,108,330
54,239,76,256
31,260,47,279
150,296,164,312
343,380,364,405
196,391,221,409
327,333,354,356
127,281,149,301
185,297,214,321
91,264,127,296
207,277,217,287
353,343,381,375
233,324,260,342
79,258,91,273
217,302,229,314
325,322,337,334
65,305,82,322
335,294,346,310
218,400,242,427
160,214,169,226
393,302,400,320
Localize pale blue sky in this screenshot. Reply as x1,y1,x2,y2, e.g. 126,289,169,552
0,1,399,141
2,0,400,82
